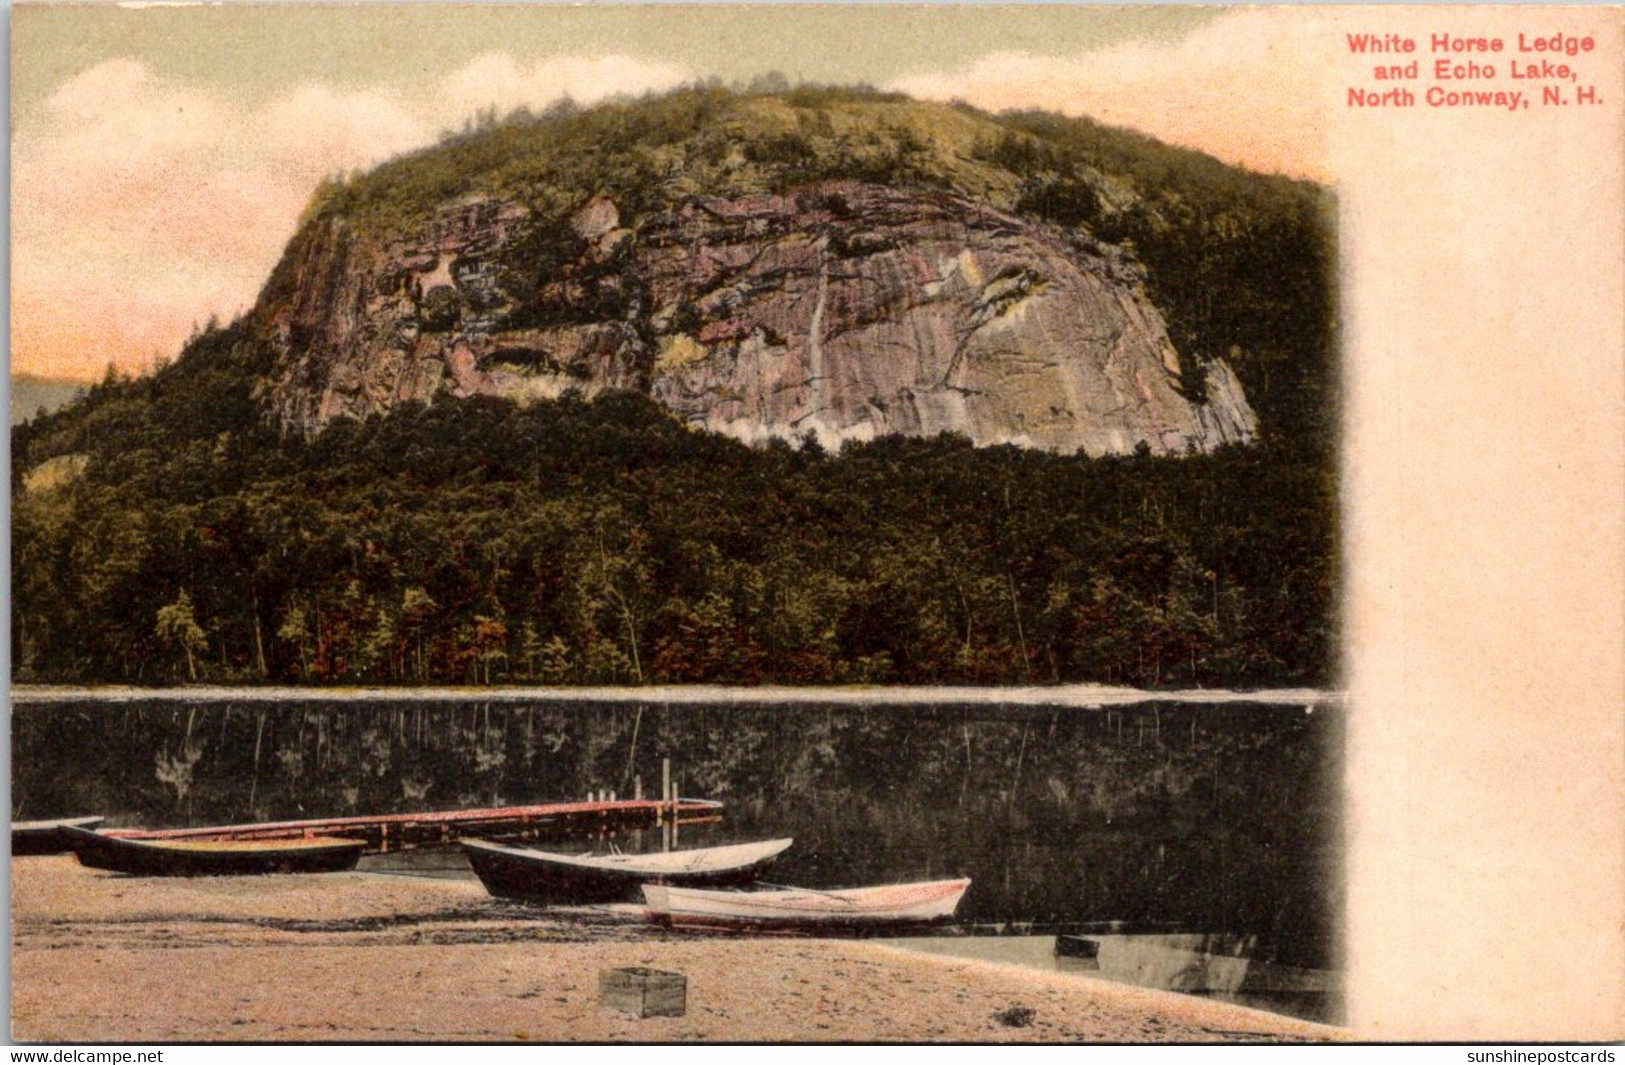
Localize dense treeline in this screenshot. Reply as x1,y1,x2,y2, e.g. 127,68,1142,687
13,323,1334,687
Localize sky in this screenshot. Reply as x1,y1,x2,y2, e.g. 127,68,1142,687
10,5,1332,382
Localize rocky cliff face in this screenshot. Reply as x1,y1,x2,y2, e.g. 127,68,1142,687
257,180,1256,455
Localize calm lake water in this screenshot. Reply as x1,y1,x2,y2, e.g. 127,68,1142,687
12,692,1342,1022
885,933,1342,1025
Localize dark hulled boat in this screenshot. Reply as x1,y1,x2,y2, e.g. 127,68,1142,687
463,837,793,904
63,826,365,877
12,816,105,856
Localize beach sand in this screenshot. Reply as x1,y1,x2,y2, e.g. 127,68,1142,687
11,856,1345,1043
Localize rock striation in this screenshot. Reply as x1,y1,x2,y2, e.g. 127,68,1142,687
256,181,1257,455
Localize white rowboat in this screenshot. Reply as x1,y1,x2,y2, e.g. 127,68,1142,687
642,877,971,930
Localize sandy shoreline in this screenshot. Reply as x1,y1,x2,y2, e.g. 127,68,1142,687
11,856,1345,1043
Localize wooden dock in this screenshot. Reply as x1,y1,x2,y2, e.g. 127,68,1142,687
105,798,723,854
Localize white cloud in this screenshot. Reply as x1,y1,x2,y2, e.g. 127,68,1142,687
888,9,1333,182
259,84,430,178
12,53,693,380
436,53,690,123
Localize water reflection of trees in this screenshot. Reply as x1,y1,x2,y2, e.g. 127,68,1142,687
13,699,1339,966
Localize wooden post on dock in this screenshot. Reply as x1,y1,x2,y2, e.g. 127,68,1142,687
671,777,680,850
661,758,672,853
632,775,644,850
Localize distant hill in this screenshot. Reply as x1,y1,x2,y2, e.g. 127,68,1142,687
10,374,88,426
10,87,1338,689
250,89,1329,454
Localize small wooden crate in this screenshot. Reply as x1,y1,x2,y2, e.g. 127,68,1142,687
600,967,687,1018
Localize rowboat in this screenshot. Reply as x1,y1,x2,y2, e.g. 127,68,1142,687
464,837,793,904
62,826,364,877
642,877,972,932
12,816,106,856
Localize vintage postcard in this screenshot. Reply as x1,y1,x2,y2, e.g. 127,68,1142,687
7,3,1621,1046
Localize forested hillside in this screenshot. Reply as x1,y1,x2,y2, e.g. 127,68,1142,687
11,86,1338,688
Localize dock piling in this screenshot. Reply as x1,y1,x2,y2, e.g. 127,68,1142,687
661,758,672,853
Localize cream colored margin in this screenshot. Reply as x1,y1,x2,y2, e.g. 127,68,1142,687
1335,6,1624,1041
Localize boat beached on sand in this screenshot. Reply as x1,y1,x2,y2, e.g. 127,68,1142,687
464,837,794,903
642,877,972,932
12,816,106,856
62,825,365,877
